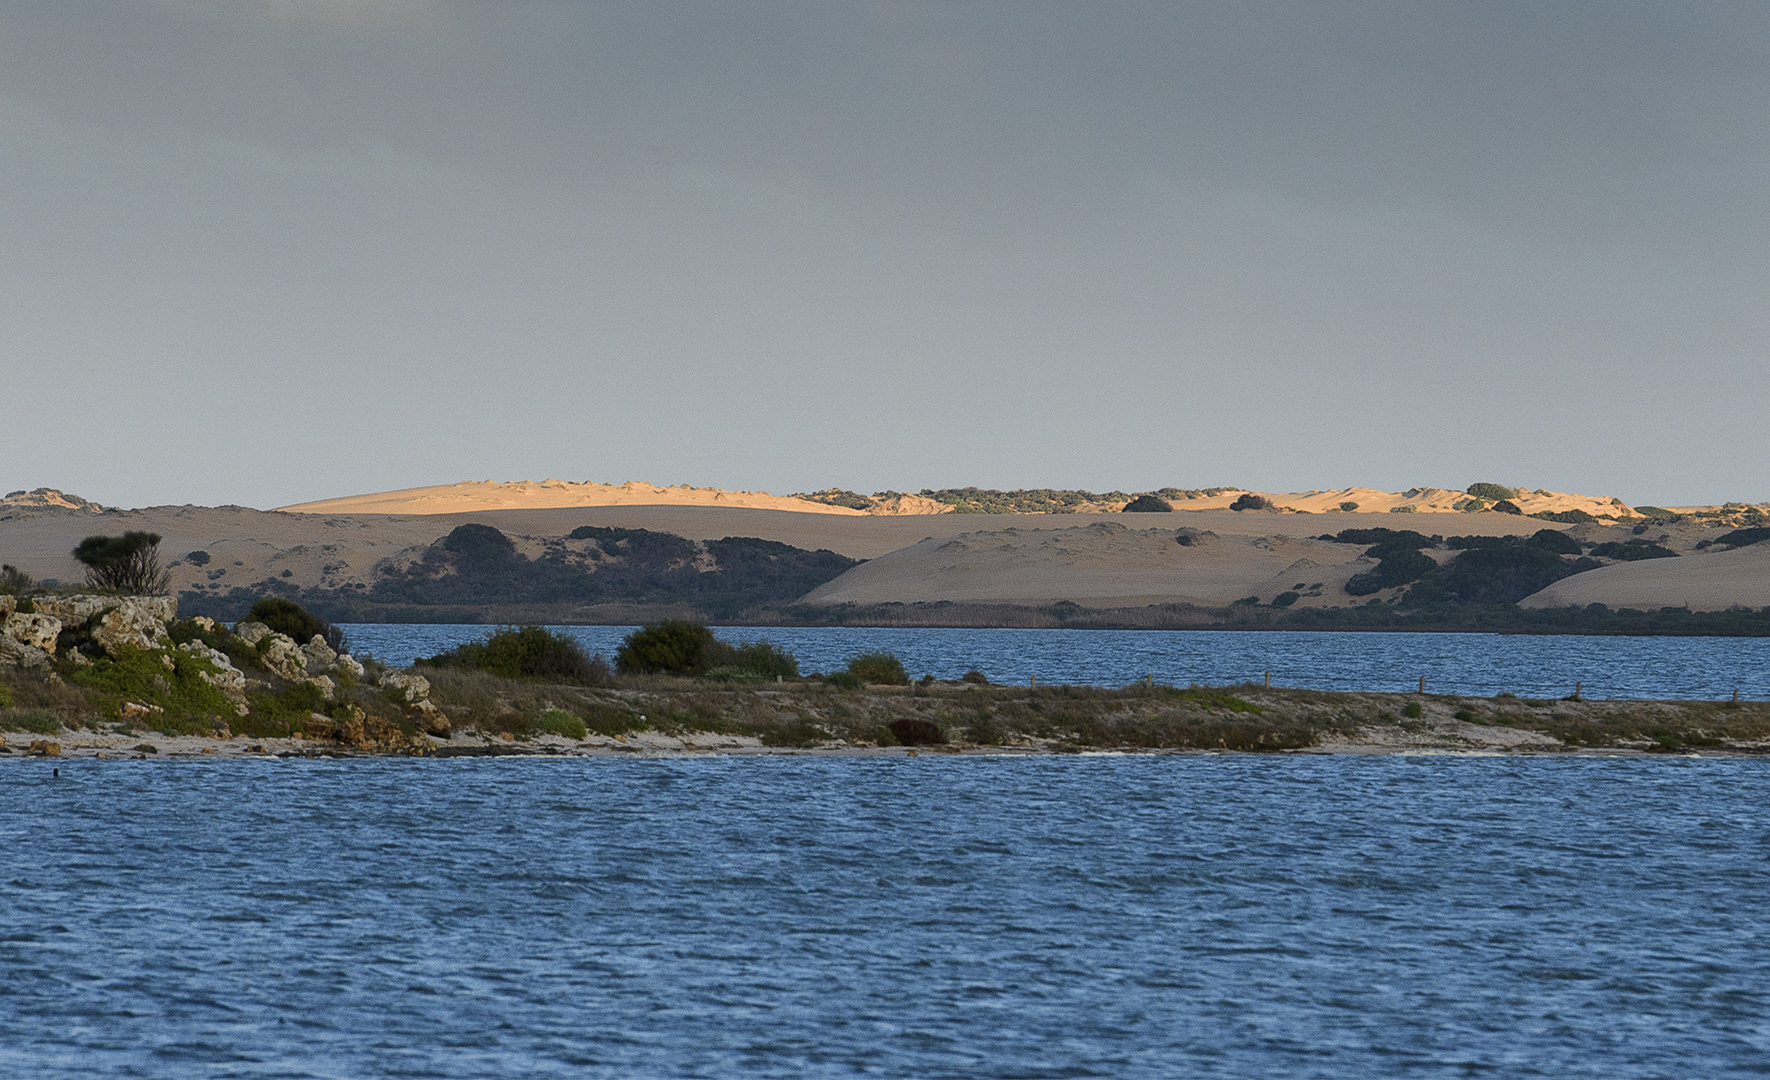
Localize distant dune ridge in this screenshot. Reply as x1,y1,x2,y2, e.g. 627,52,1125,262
279,479,1636,520
7,481,1770,617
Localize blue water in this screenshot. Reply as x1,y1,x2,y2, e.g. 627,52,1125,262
343,624,1770,700
4,756,1768,1078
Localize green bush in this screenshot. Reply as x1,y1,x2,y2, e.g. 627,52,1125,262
1715,526,1770,548
703,638,799,680
0,684,11,709
1338,501,1359,512
416,625,611,684
1,711,59,734
184,550,212,566
823,671,865,690
1492,500,1523,515
69,645,238,732
1271,591,1300,608
1633,506,1679,522
847,651,909,685
1122,495,1173,512
1466,483,1518,501
537,709,589,740
1229,494,1272,511
1401,701,1423,718
1531,509,1599,525
615,620,715,674
249,597,344,652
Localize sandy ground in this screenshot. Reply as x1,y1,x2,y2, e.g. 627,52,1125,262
0,722,1735,760
1520,542,1770,611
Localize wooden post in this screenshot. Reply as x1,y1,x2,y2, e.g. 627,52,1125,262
1575,681,1581,699
1030,674,1036,689
1265,670,1271,688
1734,689,1740,702
1418,675,1425,694
1145,674,1153,688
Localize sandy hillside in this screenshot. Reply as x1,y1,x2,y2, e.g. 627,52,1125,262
806,522,1393,608
2,500,1557,600
1521,544,1770,611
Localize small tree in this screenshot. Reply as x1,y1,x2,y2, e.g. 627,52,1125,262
72,532,170,595
1229,493,1272,511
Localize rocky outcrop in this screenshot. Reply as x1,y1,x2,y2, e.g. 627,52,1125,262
1,611,61,670
379,670,450,736
257,633,310,682
21,594,176,658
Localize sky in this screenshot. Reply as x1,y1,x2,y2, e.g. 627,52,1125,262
2,2,1766,510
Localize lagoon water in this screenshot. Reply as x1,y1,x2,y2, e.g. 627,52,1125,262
5,756,1769,1078
344,623,1770,700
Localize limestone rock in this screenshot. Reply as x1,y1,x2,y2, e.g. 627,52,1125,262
0,596,13,618
0,636,54,671
4,612,61,652
300,636,338,674
379,670,431,705
412,699,451,737
235,621,272,646
177,640,250,716
191,616,216,632
27,740,61,757
304,674,337,701
121,701,165,722
258,633,308,681
29,594,112,629
303,713,338,739
335,653,365,680
92,601,173,657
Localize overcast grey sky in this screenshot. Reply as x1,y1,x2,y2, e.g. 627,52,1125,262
2,2,1765,509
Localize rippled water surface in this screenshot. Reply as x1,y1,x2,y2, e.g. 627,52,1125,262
4,757,1769,1078
345,623,1770,700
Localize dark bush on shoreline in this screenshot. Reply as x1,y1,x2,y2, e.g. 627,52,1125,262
1345,547,1437,595
250,597,344,652
888,718,946,745
616,620,716,675
613,621,799,680
416,625,611,684
1531,509,1599,524
847,651,909,685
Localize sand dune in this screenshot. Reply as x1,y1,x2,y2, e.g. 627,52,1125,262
803,522,1384,608
1520,544,1770,611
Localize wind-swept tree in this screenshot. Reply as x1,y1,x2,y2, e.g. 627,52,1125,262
72,531,170,595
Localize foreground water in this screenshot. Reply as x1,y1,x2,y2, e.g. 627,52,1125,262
345,624,1770,700
4,757,1767,1078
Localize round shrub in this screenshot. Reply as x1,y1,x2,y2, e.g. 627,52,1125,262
846,651,909,685
1466,483,1518,501
418,625,610,684
1121,495,1173,513
615,620,715,675
1271,591,1301,608
1229,494,1272,511
249,597,343,651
